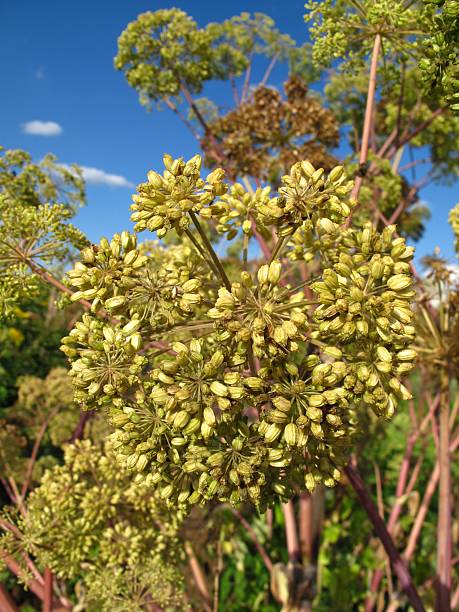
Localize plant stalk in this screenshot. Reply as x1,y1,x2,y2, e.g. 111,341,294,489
282,500,301,563
189,211,231,290
344,463,425,611
43,567,53,612
344,33,381,228
436,374,452,611
0,584,19,612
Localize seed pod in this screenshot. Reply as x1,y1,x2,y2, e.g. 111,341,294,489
203,406,216,427
103,327,116,343
240,271,253,287
171,437,187,447
305,473,316,492
257,264,269,285
105,296,127,310
136,454,149,472
310,422,324,438
329,165,344,182
284,423,300,446
229,469,240,486
183,418,200,436
264,423,282,443
210,381,229,397
268,448,284,462
126,453,139,469
130,333,142,351
376,346,392,362
272,396,291,412
397,349,417,361
173,410,190,429
237,462,252,476
201,422,213,438
160,484,174,499
147,170,163,188
268,260,282,284
123,249,138,266
301,160,315,177
319,218,336,234
269,409,289,423
323,346,342,359
207,452,225,467
387,274,412,291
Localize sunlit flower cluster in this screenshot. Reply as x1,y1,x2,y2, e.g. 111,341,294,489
62,154,416,509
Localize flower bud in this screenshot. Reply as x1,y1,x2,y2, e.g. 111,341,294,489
284,423,300,446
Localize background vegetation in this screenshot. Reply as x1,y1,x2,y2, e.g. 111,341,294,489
0,1,458,610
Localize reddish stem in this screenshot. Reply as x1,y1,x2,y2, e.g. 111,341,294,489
436,377,451,611
43,567,53,612
230,507,273,573
282,500,301,563
404,431,459,563
68,410,95,443
184,542,212,612
0,583,19,612
385,108,445,160
21,408,59,499
349,34,382,204
299,493,314,562
367,397,440,603
260,52,280,88
344,464,425,611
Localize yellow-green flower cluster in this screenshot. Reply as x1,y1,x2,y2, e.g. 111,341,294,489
208,260,308,359
67,231,146,309
256,161,353,233
201,181,273,241
449,202,459,253
66,234,208,329
131,153,226,236
3,440,186,611
62,154,416,509
61,313,147,410
312,223,416,416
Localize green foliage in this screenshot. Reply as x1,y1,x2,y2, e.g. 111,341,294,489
0,289,71,408
0,368,86,488
4,5,459,608
115,9,311,111
114,9,246,106
0,146,88,319
305,0,424,70
305,0,458,115
314,402,451,610
0,146,85,212
419,0,459,114
3,440,186,611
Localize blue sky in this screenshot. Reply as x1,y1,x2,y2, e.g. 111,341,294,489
1,0,457,266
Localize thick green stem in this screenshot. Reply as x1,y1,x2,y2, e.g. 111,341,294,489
184,228,221,280
269,234,288,264
189,211,231,290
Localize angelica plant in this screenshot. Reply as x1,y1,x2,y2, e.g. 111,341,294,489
0,146,88,318
60,154,416,511
1,440,186,611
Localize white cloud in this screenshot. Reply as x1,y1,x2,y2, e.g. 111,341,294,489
80,166,133,188
22,120,62,136
35,67,45,80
